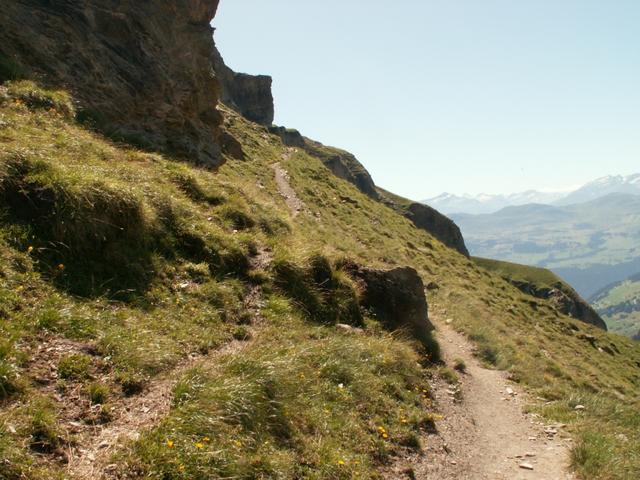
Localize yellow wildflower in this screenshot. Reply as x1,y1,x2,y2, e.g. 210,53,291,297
202,436,211,443
166,440,174,449
382,433,389,439
27,246,34,254
195,442,204,449
337,459,345,466
178,464,185,472
233,440,242,448
57,263,65,271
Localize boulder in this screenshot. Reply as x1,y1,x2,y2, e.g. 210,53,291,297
0,0,228,167
345,263,434,340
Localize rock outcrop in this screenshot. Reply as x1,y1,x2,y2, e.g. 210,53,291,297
303,140,379,199
377,188,470,256
404,202,470,256
268,126,306,148
509,280,607,330
212,49,274,125
0,0,228,167
344,263,434,341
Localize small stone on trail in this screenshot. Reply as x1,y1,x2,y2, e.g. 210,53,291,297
519,462,534,470
336,323,364,334
450,460,457,465
525,452,536,457
445,318,453,325
574,405,585,411
505,387,515,396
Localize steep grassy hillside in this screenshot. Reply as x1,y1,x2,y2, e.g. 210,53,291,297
592,274,640,338
473,257,606,330
474,257,567,289
0,82,639,480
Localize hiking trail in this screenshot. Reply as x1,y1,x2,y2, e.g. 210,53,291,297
273,149,305,217
388,311,576,480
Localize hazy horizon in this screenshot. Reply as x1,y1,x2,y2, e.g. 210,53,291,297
215,1,640,200
424,171,636,200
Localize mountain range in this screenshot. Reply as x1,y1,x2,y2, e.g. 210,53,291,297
425,173,640,214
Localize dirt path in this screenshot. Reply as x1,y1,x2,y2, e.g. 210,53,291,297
417,316,575,479
273,151,305,217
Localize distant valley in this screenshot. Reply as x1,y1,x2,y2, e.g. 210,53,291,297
591,273,640,339
428,174,640,337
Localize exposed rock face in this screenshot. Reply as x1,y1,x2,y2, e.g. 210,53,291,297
0,0,225,166
268,126,306,148
377,188,470,257
304,141,379,199
510,280,607,330
345,263,434,341
212,49,274,125
405,203,470,257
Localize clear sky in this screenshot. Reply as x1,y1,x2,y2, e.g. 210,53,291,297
214,0,640,200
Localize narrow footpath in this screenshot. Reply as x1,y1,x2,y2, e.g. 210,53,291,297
389,313,576,480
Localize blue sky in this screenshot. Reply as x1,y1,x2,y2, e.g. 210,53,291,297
215,1,640,200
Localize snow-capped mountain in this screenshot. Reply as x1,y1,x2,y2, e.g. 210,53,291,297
423,190,566,215
423,173,640,215
554,173,640,206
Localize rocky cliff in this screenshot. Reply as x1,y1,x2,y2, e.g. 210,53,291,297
212,49,274,125
0,0,468,258
0,0,233,167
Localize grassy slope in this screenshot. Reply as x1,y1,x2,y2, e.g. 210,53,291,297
0,82,638,479
473,256,563,286
592,276,640,337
